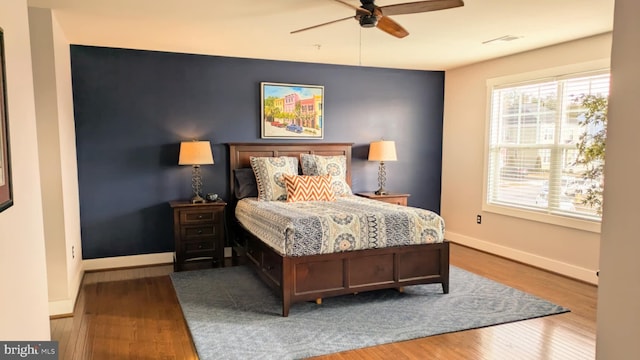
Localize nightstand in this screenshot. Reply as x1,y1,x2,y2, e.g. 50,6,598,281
169,200,226,271
356,192,410,206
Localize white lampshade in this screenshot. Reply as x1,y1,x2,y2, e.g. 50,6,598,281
179,141,214,165
368,140,397,162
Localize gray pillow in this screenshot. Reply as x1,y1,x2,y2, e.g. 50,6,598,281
233,168,258,199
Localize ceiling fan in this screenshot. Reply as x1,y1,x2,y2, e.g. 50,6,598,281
291,0,464,39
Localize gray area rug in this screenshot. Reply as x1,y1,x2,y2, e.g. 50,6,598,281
170,265,569,360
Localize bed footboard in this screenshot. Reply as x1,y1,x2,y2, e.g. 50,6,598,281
243,230,449,316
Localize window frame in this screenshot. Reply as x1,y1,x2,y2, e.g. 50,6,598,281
482,64,609,233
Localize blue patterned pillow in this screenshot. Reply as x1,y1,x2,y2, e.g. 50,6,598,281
300,154,352,196
250,156,299,201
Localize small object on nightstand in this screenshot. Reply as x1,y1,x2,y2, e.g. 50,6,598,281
206,193,219,201
169,200,226,271
356,192,410,206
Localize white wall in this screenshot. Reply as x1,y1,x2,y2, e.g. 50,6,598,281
442,33,612,284
30,6,68,310
0,0,50,340
596,0,640,357
29,7,83,316
52,8,84,316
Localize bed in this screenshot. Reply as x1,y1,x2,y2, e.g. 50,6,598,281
228,142,449,316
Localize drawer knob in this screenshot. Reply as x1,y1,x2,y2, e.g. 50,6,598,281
197,215,203,219
197,229,203,235
198,244,203,249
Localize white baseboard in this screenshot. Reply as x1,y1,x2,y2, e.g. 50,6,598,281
83,252,174,271
49,299,75,317
446,231,598,285
82,248,234,272
48,263,85,317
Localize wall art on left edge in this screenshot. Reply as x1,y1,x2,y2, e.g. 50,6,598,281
0,29,13,213
261,82,324,139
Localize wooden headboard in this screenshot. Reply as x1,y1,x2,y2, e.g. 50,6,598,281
227,142,353,200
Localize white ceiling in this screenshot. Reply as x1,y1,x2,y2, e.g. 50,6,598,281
27,0,615,70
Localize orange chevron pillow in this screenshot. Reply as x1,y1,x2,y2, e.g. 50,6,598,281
284,174,336,202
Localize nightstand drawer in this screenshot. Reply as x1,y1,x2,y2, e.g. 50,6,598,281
182,225,217,239
382,196,407,206
180,209,218,224
356,192,410,206
183,240,215,254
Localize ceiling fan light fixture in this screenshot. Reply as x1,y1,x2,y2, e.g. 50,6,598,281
359,14,378,28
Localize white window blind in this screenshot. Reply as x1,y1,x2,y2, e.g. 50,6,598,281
486,72,609,223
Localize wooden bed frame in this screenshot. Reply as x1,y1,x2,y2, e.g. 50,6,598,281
227,142,449,316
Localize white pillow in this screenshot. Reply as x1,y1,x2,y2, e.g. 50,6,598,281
250,156,299,201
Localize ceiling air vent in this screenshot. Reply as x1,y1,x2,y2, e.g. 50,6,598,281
482,35,522,45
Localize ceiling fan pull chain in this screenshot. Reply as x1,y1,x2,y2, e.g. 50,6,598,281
359,27,362,66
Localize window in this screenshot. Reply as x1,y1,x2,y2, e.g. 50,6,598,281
485,71,609,228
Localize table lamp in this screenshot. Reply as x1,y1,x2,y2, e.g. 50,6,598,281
179,140,214,203
368,140,397,195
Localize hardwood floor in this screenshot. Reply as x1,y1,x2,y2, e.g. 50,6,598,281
50,243,597,359
50,265,197,360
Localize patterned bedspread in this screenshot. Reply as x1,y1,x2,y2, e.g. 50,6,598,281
235,196,445,257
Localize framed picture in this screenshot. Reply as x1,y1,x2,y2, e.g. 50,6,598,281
0,29,13,213
261,82,324,139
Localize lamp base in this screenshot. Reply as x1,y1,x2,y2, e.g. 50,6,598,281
375,161,389,196
191,194,206,204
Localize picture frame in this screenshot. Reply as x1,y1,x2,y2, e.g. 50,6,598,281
260,82,324,139
0,29,13,213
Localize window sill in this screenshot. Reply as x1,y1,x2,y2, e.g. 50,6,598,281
482,203,601,233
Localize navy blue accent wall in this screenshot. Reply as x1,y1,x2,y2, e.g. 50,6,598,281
70,45,444,259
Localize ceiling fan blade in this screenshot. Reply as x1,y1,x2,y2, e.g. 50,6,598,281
379,0,464,16
332,0,371,15
291,16,354,34
376,16,409,38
